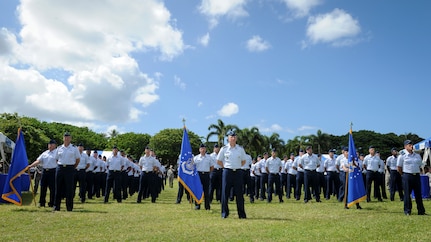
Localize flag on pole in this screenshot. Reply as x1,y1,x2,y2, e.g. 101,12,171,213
178,127,203,204
1,128,29,205
346,128,367,207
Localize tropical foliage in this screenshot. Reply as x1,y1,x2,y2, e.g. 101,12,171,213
0,113,425,166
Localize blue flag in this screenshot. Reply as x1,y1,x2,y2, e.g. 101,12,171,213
1,128,29,205
178,127,203,204
347,128,367,207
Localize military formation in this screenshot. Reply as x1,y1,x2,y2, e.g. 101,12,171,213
28,131,428,217
28,132,166,211
176,134,428,218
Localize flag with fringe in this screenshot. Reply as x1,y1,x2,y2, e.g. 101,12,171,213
1,128,29,205
347,128,367,207
178,127,203,204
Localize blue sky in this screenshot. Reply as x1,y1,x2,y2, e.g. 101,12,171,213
1,0,430,143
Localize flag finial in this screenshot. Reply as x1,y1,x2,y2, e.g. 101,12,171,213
182,118,186,128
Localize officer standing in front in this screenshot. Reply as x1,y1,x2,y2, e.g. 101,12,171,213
397,140,426,215
53,132,80,212
28,139,58,207
217,130,247,219
194,144,215,210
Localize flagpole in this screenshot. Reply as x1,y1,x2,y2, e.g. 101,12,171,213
343,168,349,208
343,122,353,208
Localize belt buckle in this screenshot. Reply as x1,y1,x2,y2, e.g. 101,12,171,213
232,169,236,172
63,164,67,168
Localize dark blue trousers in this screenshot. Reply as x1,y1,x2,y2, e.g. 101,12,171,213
295,172,304,200
221,169,246,218
39,168,55,207
267,173,282,202
105,170,122,203
196,172,210,209
389,170,404,201
338,171,346,202
260,173,268,199
304,170,319,201
54,165,76,211
326,171,339,199
402,173,425,215
287,174,296,198
209,169,222,202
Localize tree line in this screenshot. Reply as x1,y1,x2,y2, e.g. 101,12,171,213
0,113,424,167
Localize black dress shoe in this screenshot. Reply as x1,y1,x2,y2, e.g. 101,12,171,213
418,212,427,215
344,206,349,209
356,205,362,209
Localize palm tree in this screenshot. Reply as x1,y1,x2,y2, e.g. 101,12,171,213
285,136,301,155
108,129,119,139
309,130,330,154
268,133,286,155
206,119,239,146
238,127,264,157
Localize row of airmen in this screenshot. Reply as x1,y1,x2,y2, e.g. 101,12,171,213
28,132,168,211
250,146,400,205
179,143,422,211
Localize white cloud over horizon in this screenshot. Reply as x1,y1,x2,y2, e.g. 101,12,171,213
217,102,239,117
0,0,183,125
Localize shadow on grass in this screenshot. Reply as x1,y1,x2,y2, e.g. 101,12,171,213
11,207,109,214
245,216,291,221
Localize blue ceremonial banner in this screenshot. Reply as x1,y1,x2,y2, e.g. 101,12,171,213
347,128,367,208
178,127,203,204
1,128,29,205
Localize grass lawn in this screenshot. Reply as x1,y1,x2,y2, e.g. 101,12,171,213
1,179,430,241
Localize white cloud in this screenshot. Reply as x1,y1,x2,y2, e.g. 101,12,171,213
282,0,322,18
0,28,19,59
199,0,249,28
199,32,210,46
0,0,181,124
258,124,284,133
174,75,186,90
305,8,361,46
298,125,317,131
246,35,270,52
197,102,204,107
217,102,239,117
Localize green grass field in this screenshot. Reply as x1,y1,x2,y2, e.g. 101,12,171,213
1,180,430,241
